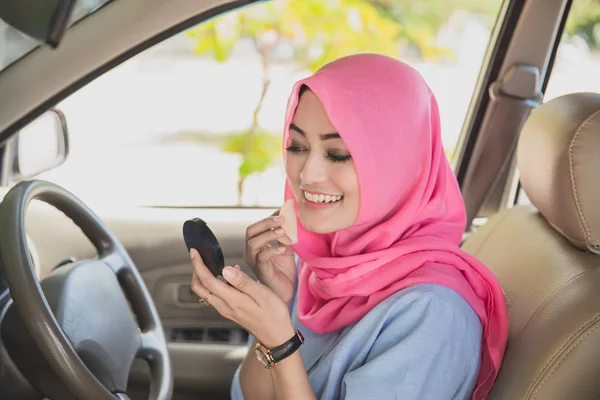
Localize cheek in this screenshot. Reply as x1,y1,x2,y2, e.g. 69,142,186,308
336,163,360,198
285,156,301,181
338,164,360,220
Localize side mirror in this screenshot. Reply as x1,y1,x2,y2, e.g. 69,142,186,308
8,109,69,182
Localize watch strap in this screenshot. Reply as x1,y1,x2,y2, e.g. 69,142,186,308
269,330,304,364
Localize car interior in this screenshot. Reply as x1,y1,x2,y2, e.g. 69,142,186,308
0,0,599,399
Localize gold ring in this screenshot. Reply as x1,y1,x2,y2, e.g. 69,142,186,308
200,292,213,307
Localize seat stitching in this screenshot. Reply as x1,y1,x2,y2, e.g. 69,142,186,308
525,312,599,397
518,270,591,338
525,313,600,399
568,108,600,246
531,317,600,399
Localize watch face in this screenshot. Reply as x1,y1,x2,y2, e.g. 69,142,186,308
254,347,272,369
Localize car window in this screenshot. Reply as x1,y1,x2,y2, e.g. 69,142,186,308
33,0,504,210
0,0,112,73
544,0,600,101
516,0,600,205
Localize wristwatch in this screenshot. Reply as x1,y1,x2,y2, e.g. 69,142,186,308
254,330,304,369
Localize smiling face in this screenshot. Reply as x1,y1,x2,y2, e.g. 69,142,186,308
285,88,360,234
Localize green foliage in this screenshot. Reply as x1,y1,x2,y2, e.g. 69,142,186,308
565,0,600,48
187,0,405,70
283,0,402,70
188,17,241,62
221,131,282,180
372,0,500,59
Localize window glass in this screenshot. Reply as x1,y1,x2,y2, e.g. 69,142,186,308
33,0,504,209
545,0,600,100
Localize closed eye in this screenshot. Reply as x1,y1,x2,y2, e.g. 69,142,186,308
285,145,307,154
327,153,352,163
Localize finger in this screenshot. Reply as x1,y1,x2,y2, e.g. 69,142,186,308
245,213,284,241
271,253,296,283
256,245,286,265
222,266,267,302
190,272,230,312
191,249,254,306
247,228,286,258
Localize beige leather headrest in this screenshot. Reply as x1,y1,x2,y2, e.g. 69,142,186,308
517,92,600,254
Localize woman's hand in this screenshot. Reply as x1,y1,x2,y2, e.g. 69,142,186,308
244,214,297,306
190,249,296,349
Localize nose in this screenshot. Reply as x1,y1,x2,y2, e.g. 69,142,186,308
300,151,327,184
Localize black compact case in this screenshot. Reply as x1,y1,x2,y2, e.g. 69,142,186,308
183,218,225,277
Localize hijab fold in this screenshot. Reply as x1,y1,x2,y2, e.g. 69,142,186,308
283,54,508,399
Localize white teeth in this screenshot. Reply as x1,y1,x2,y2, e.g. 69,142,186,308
303,191,343,204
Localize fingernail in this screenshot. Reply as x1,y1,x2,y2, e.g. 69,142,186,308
272,215,283,221
190,249,195,259
274,228,285,235
234,265,241,270
223,267,237,281
277,246,285,253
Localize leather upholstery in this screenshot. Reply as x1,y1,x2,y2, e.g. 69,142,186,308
462,93,600,399
517,92,600,253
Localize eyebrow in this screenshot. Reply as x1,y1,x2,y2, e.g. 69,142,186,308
290,123,341,141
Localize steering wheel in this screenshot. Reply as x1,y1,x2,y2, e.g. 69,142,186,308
0,180,173,400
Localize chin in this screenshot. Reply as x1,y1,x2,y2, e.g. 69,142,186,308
299,215,350,235
297,215,328,234
303,223,335,234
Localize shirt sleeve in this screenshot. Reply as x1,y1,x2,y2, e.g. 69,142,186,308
230,363,244,400
230,330,255,400
340,288,483,400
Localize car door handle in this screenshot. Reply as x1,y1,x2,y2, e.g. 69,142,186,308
176,283,202,305
155,280,209,309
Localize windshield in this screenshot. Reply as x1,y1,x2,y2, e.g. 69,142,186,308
0,0,112,73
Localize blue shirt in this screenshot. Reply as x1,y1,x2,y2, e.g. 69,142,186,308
231,281,482,400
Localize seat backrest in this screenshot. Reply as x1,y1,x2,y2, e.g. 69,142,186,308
462,92,600,400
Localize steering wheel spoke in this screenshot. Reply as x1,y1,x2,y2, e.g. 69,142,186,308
101,250,129,274
139,330,164,359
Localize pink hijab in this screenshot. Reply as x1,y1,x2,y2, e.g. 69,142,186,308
283,54,508,399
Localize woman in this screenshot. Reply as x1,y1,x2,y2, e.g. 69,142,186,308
190,53,508,400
